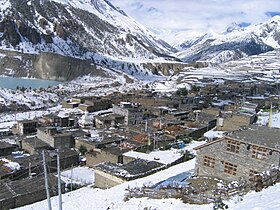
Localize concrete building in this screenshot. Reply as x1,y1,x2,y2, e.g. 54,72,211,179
18,137,51,155
112,102,143,125
12,120,38,136
0,142,17,156
40,114,76,127
194,125,280,182
37,127,75,149
95,114,124,129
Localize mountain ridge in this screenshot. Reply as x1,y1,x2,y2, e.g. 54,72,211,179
0,0,183,81
173,16,280,64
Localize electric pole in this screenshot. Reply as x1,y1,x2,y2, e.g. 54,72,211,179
43,150,52,210
57,149,62,210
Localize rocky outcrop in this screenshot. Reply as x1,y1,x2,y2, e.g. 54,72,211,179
0,18,21,47
34,53,106,81
0,50,109,81
142,62,187,75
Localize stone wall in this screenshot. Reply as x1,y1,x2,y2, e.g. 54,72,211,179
37,129,54,147
195,137,280,182
94,168,125,189
86,150,119,167
75,139,96,152
216,114,254,131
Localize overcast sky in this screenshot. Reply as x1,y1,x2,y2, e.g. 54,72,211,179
109,0,280,37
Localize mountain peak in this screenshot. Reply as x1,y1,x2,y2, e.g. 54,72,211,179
270,15,280,22
225,22,242,33
174,15,280,64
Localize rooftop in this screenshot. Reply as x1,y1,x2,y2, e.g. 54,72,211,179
21,137,50,149
95,159,164,180
229,125,280,149
0,141,16,150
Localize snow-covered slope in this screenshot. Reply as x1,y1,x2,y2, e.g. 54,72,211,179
175,16,280,64
0,0,182,81
0,0,175,59
16,156,280,210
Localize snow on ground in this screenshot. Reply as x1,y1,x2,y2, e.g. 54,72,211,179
0,157,20,171
0,88,59,109
256,111,280,128
61,167,94,186
123,141,205,165
204,129,226,140
123,149,179,165
0,106,83,130
16,156,280,210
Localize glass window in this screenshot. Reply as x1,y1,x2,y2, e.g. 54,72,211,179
224,161,237,175
252,146,267,160
203,156,215,168
249,170,259,182
226,140,240,153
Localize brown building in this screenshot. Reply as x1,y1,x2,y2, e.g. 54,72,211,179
86,147,133,167
112,102,143,125
40,114,76,127
216,112,256,131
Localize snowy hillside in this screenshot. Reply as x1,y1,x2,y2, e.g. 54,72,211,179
0,0,183,81
16,156,280,210
0,0,175,59
174,16,280,64
151,50,280,92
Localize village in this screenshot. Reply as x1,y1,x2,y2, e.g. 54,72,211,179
0,80,280,209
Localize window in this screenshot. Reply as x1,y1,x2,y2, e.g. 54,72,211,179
249,170,259,182
203,156,215,168
252,146,267,160
224,162,237,175
226,140,240,153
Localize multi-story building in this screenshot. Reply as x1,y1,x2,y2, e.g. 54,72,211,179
12,120,38,136
194,125,280,182
37,127,75,149
112,102,143,125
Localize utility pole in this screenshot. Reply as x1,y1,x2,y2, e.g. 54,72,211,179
28,162,31,178
70,164,73,192
57,149,62,210
43,150,52,210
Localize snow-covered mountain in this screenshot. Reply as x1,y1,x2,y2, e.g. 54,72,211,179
175,16,280,64
0,0,182,81
0,0,176,58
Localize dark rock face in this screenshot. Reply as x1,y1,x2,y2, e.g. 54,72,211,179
1,19,21,46
54,23,68,40
18,21,41,44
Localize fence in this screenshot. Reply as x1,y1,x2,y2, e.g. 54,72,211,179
125,167,280,204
